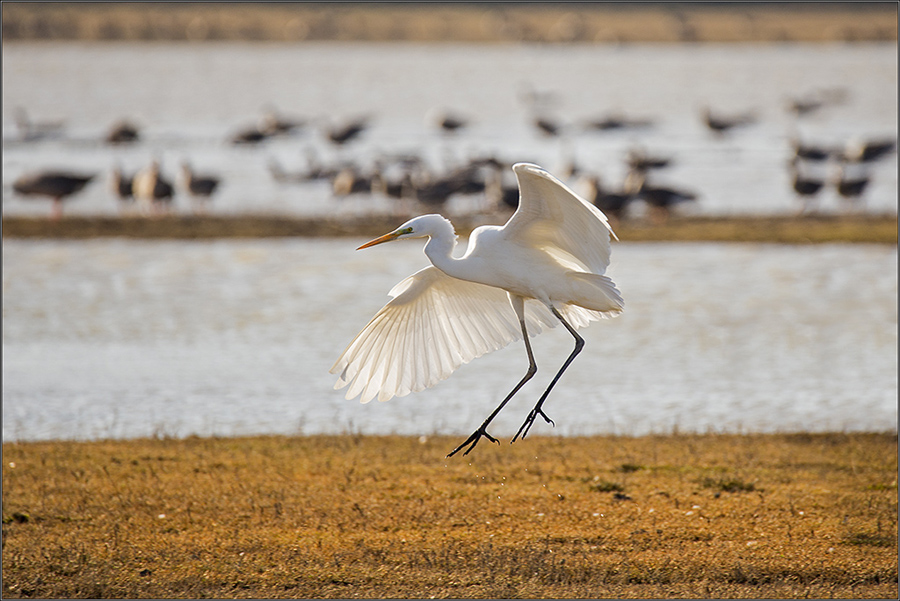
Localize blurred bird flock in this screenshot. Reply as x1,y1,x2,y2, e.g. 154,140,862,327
2,3,897,224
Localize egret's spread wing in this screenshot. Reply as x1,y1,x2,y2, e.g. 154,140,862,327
331,266,561,403
504,163,616,274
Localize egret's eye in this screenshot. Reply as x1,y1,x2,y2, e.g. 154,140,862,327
399,227,414,235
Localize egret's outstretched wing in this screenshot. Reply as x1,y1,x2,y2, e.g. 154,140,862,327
331,266,562,403
504,163,617,275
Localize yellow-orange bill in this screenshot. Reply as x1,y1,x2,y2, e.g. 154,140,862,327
357,231,400,250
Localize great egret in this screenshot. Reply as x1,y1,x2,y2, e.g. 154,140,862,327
331,163,624,457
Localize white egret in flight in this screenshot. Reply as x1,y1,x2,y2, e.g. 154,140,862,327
331,163,624,457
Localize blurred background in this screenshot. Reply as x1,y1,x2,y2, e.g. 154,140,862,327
3,2,897,442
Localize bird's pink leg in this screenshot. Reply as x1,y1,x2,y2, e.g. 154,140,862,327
50,198,63,221
512,307,583,443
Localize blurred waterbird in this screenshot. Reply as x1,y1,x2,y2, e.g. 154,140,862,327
324,116,370,146
839,138,896,163
110,166,134,210
788,158,826,213
701,106,757,135
834,163,871,209
13,170,94,219
132,160,174,215
428,108,469,133
105,120,140,144
625,170,697,222
180,162,221,213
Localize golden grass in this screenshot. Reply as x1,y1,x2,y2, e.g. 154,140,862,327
614,214,899,245
3,432,897,598
2,213,897,244
1,3,896,43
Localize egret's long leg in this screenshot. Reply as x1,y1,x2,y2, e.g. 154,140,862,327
512,307,584,443
447,316,537,458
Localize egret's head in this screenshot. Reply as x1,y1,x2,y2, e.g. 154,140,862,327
357,223,417,250
357,215,450,250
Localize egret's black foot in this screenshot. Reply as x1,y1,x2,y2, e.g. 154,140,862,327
447,427,500,458
511,407,555,443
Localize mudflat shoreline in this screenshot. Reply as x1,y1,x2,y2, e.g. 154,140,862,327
2,3,896,43
3,213,897,244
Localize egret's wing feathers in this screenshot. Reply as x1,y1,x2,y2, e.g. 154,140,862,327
331,266,563,403
505,163,616,275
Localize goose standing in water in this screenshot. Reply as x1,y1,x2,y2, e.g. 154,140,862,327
230,126,270,145
532,115,562,137
701,106,757,135
583,112,654,133
106,120,140,144
331,165,377,198
788,157,826,214
789,137,833,162
260,107,304,137
132,160,174,216
13,170,95,219
581,174,634,224
625,169,697,222
839,138,896,164
110,166,135,213
180,162,221,214
625,147,673,172
833,162,872,211
428,108,469,134
324,117,370,146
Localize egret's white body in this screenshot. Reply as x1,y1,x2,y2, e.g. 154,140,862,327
331,162,623,455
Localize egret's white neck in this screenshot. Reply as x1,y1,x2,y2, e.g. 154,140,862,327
419,215,468,279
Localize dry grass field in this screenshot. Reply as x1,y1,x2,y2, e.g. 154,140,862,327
2,432,897,598
1,2,896,43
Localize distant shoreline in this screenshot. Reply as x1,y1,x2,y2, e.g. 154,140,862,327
3,213,897,244
2,3,896,43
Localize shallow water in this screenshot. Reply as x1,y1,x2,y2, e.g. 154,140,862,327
2,42,898,218
3,238,896,442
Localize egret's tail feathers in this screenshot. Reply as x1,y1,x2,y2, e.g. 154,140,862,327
567,272,624,315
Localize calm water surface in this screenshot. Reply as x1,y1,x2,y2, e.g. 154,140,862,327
3,238,896,442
